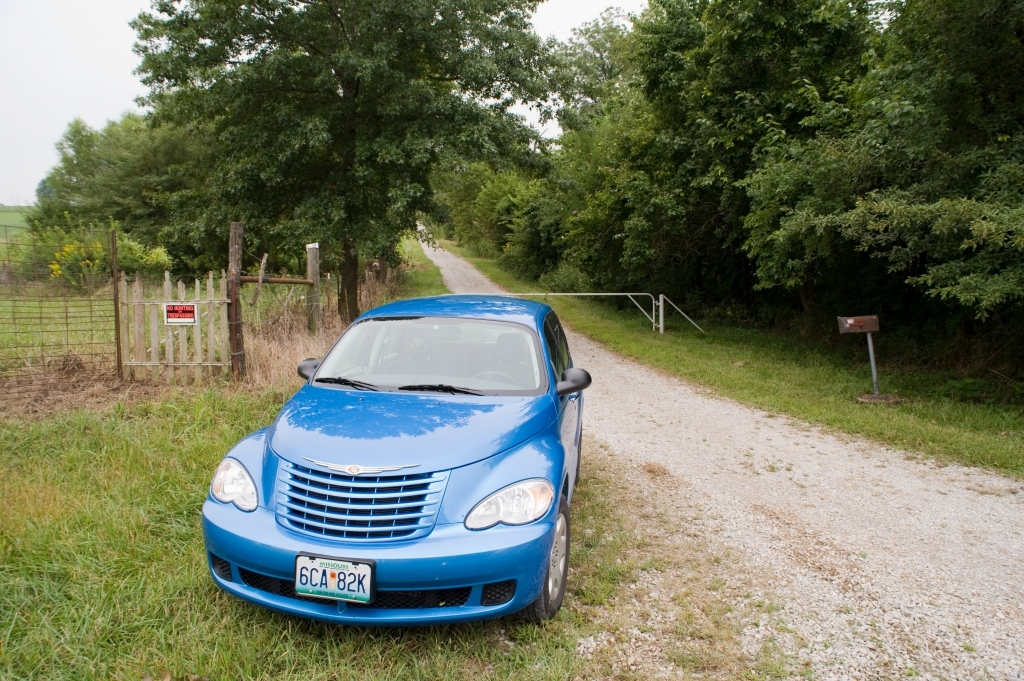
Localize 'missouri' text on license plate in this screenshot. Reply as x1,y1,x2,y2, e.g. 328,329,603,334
294,555,374,603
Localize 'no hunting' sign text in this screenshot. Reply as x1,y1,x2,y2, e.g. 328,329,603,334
164,303,198,325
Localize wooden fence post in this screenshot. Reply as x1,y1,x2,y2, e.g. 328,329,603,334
149,284,159,382
177,279,187,382
118,272,129,380
132,274,145,382
164,271,174,384
306,242,320,333
206,272,216,379
228,221,246,379
193,278,202,385
219,271,228,377
110,230,122,380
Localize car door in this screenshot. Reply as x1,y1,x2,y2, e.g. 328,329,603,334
544,313,581,500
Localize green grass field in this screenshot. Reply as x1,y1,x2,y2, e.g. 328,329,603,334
0,206,30,230
442,241,1024,477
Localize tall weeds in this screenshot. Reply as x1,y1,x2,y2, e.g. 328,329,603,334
242,264,401,392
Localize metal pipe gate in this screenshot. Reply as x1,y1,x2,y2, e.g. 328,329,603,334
453,292,705,334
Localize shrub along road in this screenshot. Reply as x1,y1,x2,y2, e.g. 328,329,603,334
421,242,1024,679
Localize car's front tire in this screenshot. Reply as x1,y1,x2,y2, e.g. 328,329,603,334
523,495,570,621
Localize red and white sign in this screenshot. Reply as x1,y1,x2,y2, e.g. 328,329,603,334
164,303,198,325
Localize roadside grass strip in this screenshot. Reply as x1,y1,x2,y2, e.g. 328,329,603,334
400,238,449,298
441,242,1024,477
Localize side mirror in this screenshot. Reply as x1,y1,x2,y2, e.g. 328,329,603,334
556,367,592,397
297,358,320,380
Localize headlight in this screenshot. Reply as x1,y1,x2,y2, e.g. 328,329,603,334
465,479,554,530
211,458,258,511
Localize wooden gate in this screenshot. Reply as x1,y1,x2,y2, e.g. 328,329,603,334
118,270,231,383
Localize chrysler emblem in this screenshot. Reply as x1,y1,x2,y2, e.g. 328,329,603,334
303,458,420,475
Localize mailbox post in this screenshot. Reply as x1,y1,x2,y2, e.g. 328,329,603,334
838,315,881,395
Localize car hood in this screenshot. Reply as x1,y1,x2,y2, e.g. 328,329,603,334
267,384,557,472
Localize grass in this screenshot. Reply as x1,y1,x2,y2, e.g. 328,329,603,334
0,206,30,230
399,237,449,298
441,241,1024,477
0,383,769,680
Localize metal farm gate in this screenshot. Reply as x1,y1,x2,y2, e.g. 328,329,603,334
0,224,118,407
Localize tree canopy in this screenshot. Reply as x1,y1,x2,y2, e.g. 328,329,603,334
130,0,550,316
29,115,206,253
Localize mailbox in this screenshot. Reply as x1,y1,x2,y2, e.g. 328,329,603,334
838,315,879,334
838,314,882,396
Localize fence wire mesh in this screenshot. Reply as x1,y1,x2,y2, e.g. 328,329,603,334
0,224,117,405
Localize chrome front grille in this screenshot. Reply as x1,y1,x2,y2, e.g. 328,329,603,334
276,462,449,542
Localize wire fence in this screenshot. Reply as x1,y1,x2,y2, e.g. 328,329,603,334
0,220,408,410
0,224,117,406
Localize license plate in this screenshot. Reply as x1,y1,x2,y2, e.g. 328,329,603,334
294,555,374,603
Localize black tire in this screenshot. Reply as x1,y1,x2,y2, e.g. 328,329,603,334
523,495,570,621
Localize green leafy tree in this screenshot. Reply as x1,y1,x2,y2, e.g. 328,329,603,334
624,0,874,308
552,8,635,130
745,0,1024,319
28,115,206,257
133,0,550,319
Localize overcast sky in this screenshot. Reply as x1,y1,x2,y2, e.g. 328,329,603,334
0,0,649,206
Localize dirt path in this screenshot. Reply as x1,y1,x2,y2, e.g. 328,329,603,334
421,242,1024,680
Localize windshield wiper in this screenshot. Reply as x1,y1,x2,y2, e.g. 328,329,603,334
314,377,379,391
398,383,483,395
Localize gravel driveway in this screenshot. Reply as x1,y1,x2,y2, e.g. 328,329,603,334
421,242,1024,679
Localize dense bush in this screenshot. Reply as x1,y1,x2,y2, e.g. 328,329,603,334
23,219,173,286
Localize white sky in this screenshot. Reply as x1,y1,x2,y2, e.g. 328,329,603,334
0,0,649,206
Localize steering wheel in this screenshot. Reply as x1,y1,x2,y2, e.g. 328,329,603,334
472,370,516,385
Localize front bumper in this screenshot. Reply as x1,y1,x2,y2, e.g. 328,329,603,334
202,500,554,625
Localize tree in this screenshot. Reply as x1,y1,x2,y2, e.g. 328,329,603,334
28,115,206,255
745,0,1024,319
551,8,635,131
133,0,550,319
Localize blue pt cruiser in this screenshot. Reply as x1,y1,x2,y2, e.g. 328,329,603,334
203,295,592,624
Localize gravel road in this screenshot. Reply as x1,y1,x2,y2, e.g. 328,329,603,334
421,242,1024,679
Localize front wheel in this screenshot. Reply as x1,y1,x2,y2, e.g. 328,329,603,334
523,496,570,621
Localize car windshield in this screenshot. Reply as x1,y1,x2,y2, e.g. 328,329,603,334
315,317,546,395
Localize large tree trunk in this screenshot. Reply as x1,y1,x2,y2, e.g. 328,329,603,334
339,238,359,322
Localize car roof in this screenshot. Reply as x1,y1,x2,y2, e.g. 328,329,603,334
357,295,552,330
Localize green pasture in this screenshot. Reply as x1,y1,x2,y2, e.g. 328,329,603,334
442,241,1024,477
0,205,29,230
0,294,115,373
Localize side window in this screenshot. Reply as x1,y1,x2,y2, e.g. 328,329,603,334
543,313,569,379
551,315,572,372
